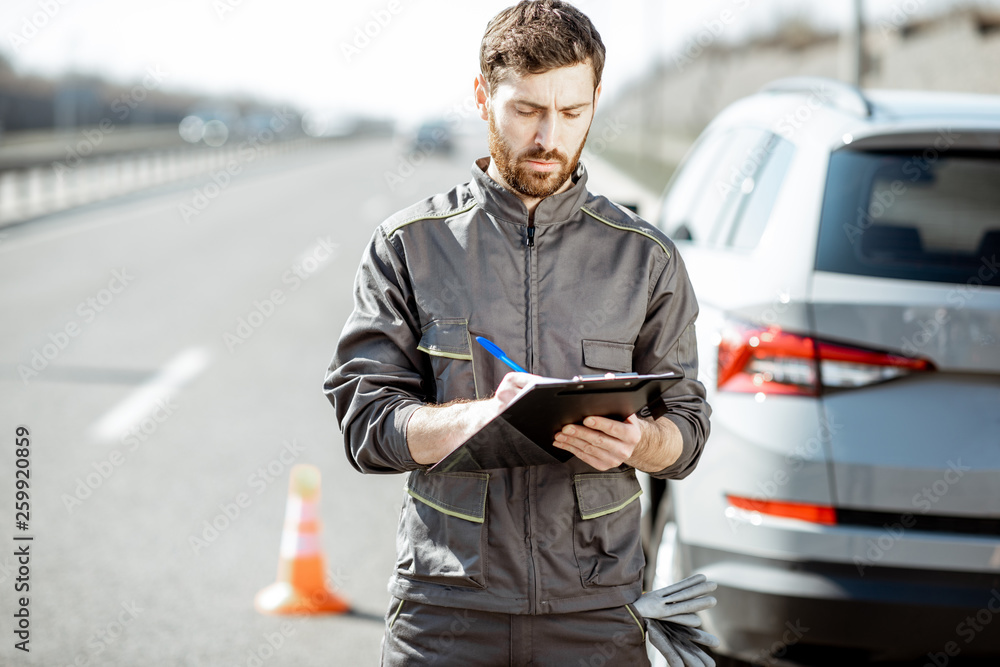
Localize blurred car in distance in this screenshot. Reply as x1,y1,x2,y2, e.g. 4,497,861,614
411,119,454,155
649,76,1000,666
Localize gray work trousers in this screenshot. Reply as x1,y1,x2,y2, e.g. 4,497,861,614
380,596,650,666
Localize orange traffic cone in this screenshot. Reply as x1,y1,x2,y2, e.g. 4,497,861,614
254,464,350,615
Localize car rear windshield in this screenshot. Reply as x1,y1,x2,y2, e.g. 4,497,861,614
815,148,1000,286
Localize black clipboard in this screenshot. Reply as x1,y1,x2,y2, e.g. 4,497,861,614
428,372,682,474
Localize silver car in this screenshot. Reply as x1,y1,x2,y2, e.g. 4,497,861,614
650,77,1000,666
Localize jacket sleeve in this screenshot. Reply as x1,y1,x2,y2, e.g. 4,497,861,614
633,246,711,480
323,227,429,474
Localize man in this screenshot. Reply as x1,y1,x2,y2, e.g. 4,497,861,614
325,1,710,663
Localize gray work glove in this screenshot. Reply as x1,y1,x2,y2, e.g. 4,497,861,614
634,574,721,667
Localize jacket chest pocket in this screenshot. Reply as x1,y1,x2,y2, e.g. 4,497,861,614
572,469,645,588
418,318,482,402
582,339,634,374
396,470,490,589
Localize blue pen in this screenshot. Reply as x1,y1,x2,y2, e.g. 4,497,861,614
475,336,528,373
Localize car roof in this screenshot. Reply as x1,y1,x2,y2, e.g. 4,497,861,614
707,77,1000,151
865,89,1000,122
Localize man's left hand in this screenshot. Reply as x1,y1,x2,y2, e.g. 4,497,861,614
553,414,644,471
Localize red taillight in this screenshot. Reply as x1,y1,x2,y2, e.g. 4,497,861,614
717,321,934,396
727,494,837,525
816,340,933,388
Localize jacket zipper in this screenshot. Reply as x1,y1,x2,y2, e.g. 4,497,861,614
526,466,537,614
524,220,538,613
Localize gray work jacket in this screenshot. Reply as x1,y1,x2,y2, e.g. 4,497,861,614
325,157,710,615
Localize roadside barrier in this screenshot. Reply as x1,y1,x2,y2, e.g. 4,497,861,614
0,138,320,228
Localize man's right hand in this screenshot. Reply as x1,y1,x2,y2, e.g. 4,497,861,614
492,371,536,407
406,372,537,466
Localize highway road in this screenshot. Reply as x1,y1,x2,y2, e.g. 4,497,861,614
0,134,487,666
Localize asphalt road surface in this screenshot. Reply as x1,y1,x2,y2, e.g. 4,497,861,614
0,133,486,666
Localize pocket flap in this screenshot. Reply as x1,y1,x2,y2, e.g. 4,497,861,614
418,319,472,360
582,339,634,373
573,470,643,520
406,470,489,523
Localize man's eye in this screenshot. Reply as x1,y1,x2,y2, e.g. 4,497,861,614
516,109,535,117
564,113,581,120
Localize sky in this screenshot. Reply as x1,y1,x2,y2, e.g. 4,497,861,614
0,0,987,126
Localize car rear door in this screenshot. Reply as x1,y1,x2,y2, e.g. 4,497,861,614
808,133,1000,567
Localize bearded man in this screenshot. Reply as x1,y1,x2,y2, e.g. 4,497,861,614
325,1,711,663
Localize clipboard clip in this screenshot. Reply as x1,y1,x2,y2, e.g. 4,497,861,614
571,372,640,381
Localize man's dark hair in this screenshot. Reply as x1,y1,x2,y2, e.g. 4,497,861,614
480,0,606,94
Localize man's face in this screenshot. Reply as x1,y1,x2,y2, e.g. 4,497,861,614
479,62,601,200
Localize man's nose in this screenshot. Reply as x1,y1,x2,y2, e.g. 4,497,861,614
534,115,558,152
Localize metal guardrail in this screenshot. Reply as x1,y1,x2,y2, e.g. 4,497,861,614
0,130,325,228
0,126,192,172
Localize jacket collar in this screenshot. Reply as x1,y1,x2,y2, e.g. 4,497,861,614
470,156,590,226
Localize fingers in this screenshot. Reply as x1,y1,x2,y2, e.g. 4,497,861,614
640,574,717,602
670,625,721,649
497,371,535,391
653,574,707,597
675,643,713,667
555,422,624,451
661,613,702,627
494,372,538,405
646,622,686,667
552,416,641,469
582,415,638,441
648,620,713,667
552,436,619,471
632,594,663,619
659,622,716,667
673,642,712,667
552,436,622,470
652,596,717,619
635,575,717,620
662,580,718,604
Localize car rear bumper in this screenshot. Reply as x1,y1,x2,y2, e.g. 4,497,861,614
686,544,1000,664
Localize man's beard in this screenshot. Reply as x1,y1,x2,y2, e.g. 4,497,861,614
488,110,589,199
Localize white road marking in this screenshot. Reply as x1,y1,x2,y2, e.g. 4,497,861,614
88,346,211,443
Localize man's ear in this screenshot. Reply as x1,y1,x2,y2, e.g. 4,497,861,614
474,74,490,121
593,82,602,110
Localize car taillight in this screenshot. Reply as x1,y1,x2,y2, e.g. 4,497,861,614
717,320,934,396
726,495,837,525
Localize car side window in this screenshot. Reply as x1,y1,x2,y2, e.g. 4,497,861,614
725,135,796,251
656,130,732,243
659,127,771,247
699,128,773,247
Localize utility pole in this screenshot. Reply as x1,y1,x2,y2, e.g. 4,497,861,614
853,0,865,87
640,0,662,166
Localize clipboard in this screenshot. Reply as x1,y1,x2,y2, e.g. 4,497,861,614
428,372,682,474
